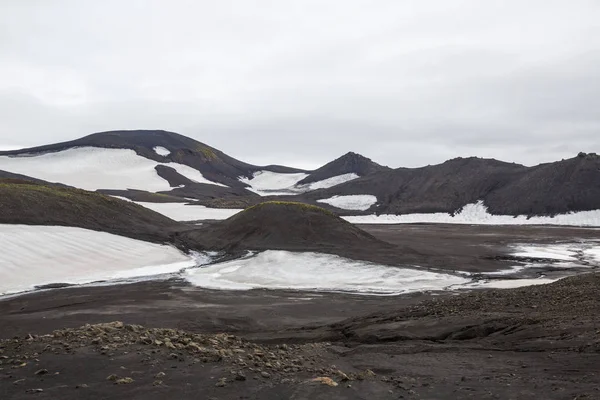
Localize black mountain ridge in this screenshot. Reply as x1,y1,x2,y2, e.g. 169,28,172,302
304,153,600,216
1,130,599,217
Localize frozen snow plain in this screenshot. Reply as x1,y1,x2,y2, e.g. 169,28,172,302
3,223,596,297
0,147,225,191
0,225,201,295
184,251,470,295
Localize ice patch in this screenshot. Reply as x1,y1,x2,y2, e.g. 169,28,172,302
317,194,377,211
184,250,469,295
0,147,225,191
344,201,600,227
136,202,243,221
0,224,198,295
153,146,171,156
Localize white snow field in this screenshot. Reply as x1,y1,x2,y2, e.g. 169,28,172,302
153,146,171,156
0,224,198,295
136,202,243,221
344,201,600,227
0,147,225,191
184,250,469,295
318,194,378,211
240,171,359,196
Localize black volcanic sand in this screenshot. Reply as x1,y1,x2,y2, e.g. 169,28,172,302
1,224,600,399
1,274,600,400
181,202,600,273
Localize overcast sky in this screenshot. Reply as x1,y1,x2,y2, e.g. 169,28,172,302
1,1,599,169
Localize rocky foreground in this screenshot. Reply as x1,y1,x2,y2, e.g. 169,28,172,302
1,321,387,399
2,273,600,399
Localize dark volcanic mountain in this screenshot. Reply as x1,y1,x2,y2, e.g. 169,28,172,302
297,152,390,185
0,180,185,243
305,153,600,216
0,130,305,189
2,130,598,217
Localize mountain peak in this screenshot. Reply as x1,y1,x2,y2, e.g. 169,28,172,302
297,152,390,185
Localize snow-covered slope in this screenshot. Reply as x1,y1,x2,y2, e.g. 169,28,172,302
185,250,469,295
0,147,225,191
0,224,197,295
344,201,600,227
318,194,377,211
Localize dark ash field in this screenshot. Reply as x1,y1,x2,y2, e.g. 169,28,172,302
1,223,599,400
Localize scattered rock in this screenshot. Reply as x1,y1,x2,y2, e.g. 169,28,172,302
34,369,48,375
335,370,350,381
215,378,227,387
234,371,247,381
76,384,89,389
311,377,339,387
155,372,166,379
26,388,44,393
115,377,134,385
106,374,118,381
261,371,271,379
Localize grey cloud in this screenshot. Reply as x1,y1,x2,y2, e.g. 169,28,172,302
0,0,599,169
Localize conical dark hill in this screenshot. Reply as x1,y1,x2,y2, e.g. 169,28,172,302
182,201,398,254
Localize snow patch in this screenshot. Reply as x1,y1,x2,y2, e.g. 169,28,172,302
0,147,225,191
184,250,469,295
585,247,600,263
240,171,309,196
297,173,359,191
344,201,600,227
153,146,171,156
240,171,360,196
463,277,558,289
0,224,197,295
511,244,578,261
317,194,377,211
136,202,243,221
